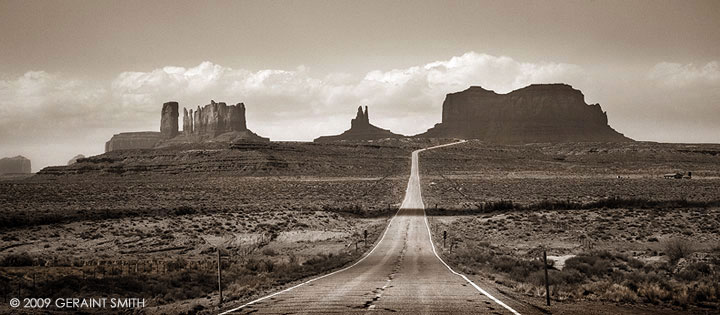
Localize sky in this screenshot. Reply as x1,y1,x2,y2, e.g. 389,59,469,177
1,0,719,171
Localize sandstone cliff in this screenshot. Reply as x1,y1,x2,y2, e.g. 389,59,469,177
160,101,179,139
314,106,404,143
105,100,267,152
185,100,247,137
0,156,31,174
418,84,631,143
165,100,267,145
105,132,163,152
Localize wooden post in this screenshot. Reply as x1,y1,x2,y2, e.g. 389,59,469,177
363,230,368,247
217,248,223,306
543,250,550,306
443,231,447,249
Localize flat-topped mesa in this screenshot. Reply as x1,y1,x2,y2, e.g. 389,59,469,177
314,106,404,142
186,100,247,137
105,132,163,152
0,155,31,174
418,84,632,143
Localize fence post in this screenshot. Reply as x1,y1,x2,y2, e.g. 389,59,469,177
443,231,447,249
543,250,550,306
217,248,223,307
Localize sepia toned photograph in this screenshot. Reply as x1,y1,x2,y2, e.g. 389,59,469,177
1,0,719,314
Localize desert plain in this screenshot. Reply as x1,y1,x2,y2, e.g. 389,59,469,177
0,140,719,314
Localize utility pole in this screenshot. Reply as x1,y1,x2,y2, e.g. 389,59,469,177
217,248,223,307
543,250,550,306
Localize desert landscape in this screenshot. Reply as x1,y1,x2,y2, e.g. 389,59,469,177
2,1,719,314
2,139,719,314
2,88,719,314
0,141,426,313
422,141,720,314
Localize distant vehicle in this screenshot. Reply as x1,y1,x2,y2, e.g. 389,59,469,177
663,172,692,179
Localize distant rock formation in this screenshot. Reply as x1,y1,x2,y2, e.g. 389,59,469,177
183,108,193,135
67,154,86,165
314,106,404,142
184,100,248,137
418,84,631,143
105,132,163,152
160,101,179,139
105,100,267,152
0,156,31,174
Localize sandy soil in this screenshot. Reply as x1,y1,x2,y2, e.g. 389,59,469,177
421,141,720,313
0,141,422,313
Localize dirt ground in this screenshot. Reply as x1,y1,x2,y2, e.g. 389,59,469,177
422,141,720,313
420,141,720,208
2,140,719,313
0,141,418,314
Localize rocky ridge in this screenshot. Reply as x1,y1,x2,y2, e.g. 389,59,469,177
314,106,404,142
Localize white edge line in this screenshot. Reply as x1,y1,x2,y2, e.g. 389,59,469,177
418,141,522,315
219,140,484,315
422,213,521,315
218,199,403,314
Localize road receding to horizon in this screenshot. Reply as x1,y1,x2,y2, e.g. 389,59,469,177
220,140,534,314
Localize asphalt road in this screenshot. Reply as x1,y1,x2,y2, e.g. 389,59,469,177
220,141,533,314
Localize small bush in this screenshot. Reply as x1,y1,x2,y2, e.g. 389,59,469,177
565,254,612,278
692,282,718,302
167,257,188,272
174,206,197,216
601,283,639,303
663,238,694,264
638,282,671,304
1,253,34,266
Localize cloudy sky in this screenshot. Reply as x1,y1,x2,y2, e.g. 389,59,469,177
1,0,719,171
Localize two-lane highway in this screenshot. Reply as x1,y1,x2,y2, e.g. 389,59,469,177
221,141,530,314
